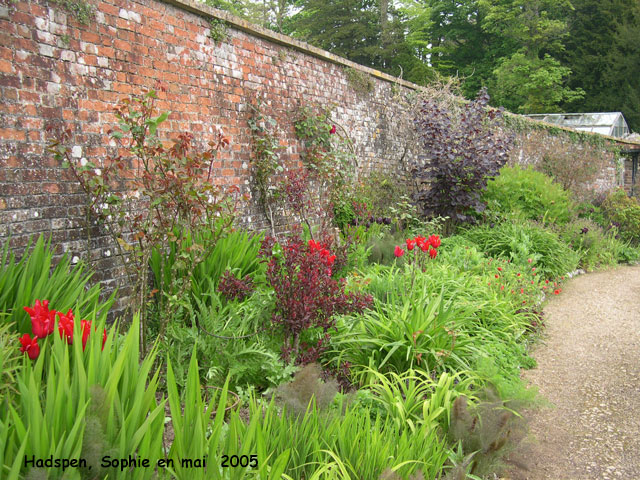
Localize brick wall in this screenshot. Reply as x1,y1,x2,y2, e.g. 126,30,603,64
0,0,635,315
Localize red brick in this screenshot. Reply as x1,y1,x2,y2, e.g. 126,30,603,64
0,128,27,141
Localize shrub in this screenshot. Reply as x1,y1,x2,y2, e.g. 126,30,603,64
0,236,113,335
162,289,284,391
560,219,619,270
602,188,640,244
462,221,579,279
484,165,572,225
575,201,608,229
412,88,512,225
261,234,373,363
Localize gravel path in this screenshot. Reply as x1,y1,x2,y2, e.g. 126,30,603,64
505,265,640,480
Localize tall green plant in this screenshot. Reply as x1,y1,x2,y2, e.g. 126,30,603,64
0,236,113,334
1,315,165,479
332,291,479,384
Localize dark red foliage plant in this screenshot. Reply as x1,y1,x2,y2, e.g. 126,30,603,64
260,233,373,363
412,88,513,225
217,269,255,302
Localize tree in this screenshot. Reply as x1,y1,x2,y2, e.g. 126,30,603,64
287,0,428,81
493,52,583,113
403,0,508,97
562,0,640,131
479,0,584,112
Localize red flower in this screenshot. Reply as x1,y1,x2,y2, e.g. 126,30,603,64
394,246,405,257
102,328,107,350
23,299,56,338
553,289,560,295
330,125,336,134
57,309,74,344
414,236,427,249
405,238,416,251
495,274,499,278
428,247,437,259
19,334,40,360
497,267,502,272
428,235,441,248
308,239,322,252
81,319,92,351
520,288,524,294
527,258,532,263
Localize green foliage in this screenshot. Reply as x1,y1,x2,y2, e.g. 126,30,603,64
208,18,229,43
364,369,475,434
331,291,480,383
0,236,113,334
462,221,579,279
51,0,94,24
0,322,21,412
560,218,621,270
366,231,405,266
562,0,640,131
344,67,374,94
1,315,166,479
248,395,449,479
150,228,265,317
492,52,585,113
162,289,281,391
484,165,572,225
602,188,640,244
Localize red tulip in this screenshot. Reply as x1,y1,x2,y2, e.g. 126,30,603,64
81,319,92,351
428,247,437,259
57,309,74,344
102,328,107,350
23,299,56,338
19,334,40,360
394,246,405,257
428,235,441,248
405,238,416,251
330,125,336,134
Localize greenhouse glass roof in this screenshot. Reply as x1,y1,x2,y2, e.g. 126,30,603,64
524,112,630,138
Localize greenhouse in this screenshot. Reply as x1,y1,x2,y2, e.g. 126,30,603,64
525,112,631,138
